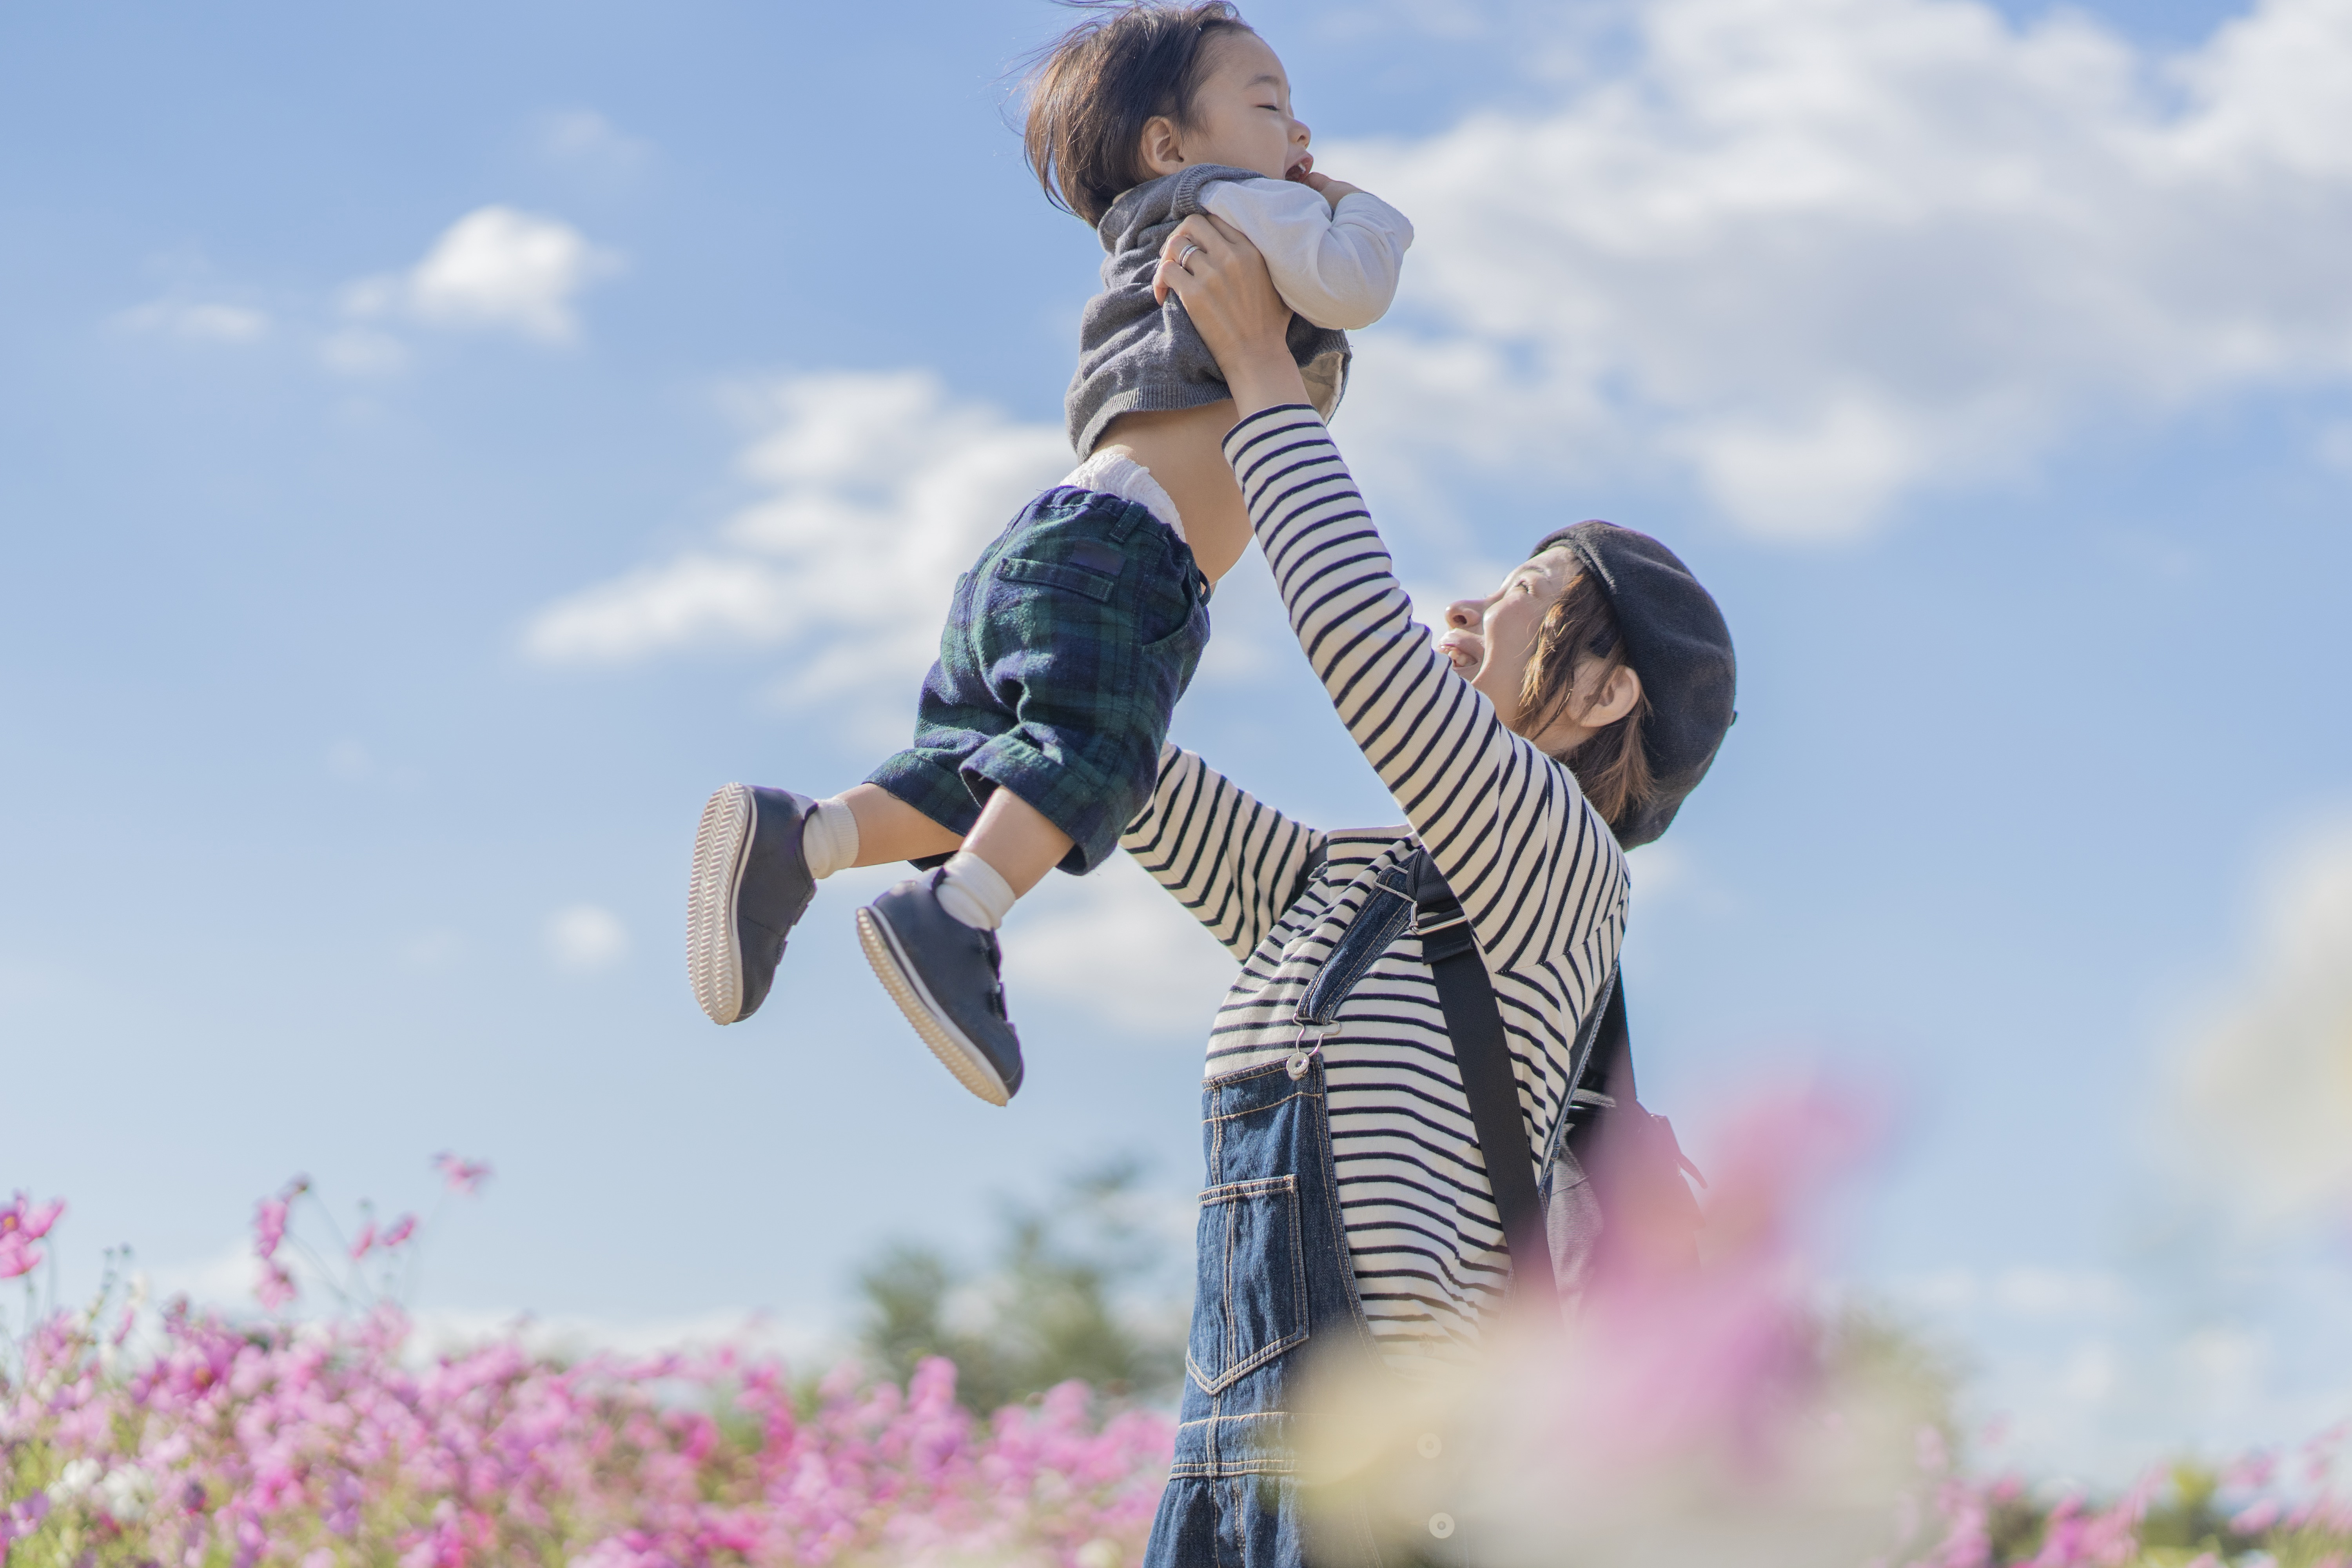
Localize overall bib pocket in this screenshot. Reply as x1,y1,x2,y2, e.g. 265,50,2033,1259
1187,1174,1308,1394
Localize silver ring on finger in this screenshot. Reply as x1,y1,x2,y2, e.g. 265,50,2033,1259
1177,242,1201,268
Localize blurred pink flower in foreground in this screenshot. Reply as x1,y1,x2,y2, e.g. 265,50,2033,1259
2,1192,64,1242
434,1152,492,1195
1304,1088,1934,1566
255,1259,298,1310
253,1194,290,1260
0,1193,64,1279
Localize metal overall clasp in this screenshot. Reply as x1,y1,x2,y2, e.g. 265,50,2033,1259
1286,863,1419,1081
1286,1021,1338,1080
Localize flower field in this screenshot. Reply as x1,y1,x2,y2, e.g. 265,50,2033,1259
7,1154,2352,1568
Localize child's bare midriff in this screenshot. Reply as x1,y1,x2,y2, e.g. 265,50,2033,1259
1095,401,1254,585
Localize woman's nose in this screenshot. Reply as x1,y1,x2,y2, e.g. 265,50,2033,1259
1444,598,1481,630
1294,118,1311,149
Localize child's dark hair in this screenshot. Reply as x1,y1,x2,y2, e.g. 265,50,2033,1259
1520,573,1657,833
1022,2,1256,226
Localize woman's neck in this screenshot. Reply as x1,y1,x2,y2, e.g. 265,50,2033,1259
1094,402,1252,584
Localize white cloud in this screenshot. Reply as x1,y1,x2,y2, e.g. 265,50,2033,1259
115,299,270,343
399,929,463,973
345,206,619,345
536,109,653,180
545,904,630,971
1002,855,1237,1033
318,327,408,376
524,370,1072,707
408,1305,830,1367
1884,1263,2131,1322
1330,0,2352,539
2318,419,2352,472
2167,817,2352,1228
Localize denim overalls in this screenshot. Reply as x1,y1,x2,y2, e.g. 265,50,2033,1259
1144,1050,1393,1568
1143,864,1443,1568
1143,856,1618,1568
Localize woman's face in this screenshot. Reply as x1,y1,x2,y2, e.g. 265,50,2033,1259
1440,546,1583,739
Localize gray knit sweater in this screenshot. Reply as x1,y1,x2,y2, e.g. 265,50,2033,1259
1065,163,1350,458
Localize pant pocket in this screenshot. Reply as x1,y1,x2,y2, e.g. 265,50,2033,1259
1187,1174,1308,1395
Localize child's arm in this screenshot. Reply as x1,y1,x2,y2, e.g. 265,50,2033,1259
1121,744,1327,963
1193,176,1413,332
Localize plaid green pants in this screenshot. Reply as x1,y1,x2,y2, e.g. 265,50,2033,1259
868,485,1210,874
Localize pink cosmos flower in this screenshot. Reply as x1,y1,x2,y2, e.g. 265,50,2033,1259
254,1197,289,1260
0,1232,40,1279
381,1214,417,1248
2,1191,65,1241
350,1221,376,1261
434,1153,492,1195
256,1259,297,1309
2234,1497,2285,1533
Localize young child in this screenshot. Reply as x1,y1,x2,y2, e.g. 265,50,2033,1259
684,0,1413,1106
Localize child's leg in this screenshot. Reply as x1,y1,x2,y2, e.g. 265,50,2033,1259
832,784,963,868
918,788,1074,933
961,789,1074,897
856,483,1209,1103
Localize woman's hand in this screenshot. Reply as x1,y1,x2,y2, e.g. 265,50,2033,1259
1152,212,1311,419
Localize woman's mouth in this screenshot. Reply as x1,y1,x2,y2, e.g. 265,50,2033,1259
1437,628,1481,674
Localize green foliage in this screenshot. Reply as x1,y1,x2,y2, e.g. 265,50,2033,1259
2131,1464,2254,1559
854,1159,1184,1414
1820,1300,1965,1448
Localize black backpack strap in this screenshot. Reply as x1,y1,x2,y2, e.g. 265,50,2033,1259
1418,912,1557,1299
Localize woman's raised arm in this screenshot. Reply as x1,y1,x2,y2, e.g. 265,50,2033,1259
1121,744,1326,964
1159,217,1626,978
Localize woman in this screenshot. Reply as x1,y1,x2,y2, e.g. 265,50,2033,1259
1125,212,1737,1565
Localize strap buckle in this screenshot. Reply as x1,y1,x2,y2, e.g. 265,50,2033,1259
1286,1020,1338,1080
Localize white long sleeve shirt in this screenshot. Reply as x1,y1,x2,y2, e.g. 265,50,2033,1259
1196,179,1414,331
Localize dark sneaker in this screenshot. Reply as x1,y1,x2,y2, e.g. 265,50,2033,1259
855,871,1025,1105
686,784,820,1025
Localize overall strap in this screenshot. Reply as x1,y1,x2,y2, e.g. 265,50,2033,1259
1286,845,1627,1298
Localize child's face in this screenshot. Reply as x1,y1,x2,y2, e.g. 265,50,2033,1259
1166,31,1312,183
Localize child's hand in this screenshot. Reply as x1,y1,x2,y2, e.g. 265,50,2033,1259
1292,167,1363,212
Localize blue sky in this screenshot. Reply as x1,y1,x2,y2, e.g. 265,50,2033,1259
5,0,2350,1479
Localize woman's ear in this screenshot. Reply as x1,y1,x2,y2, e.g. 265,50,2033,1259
1583,664,1644,728
1138,116,1187,178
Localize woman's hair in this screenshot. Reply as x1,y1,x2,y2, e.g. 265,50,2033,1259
1519,571,1657,832
1021,1,1256,226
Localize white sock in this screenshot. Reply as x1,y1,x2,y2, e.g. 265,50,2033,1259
934,851,1017,931
801,799,860,880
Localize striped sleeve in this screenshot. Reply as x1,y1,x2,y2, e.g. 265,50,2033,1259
1121,744,1327,962
1221,406,1624,976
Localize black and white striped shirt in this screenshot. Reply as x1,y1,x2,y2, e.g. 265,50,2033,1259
1121,405,1628,1373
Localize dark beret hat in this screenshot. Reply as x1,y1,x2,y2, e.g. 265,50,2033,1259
1531,521,1737,849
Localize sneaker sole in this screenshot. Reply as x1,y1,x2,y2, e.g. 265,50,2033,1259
686,784,754,1025
855,906,1012,1107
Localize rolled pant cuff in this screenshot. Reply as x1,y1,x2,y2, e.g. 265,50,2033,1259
961,735,1129,876
865,752,984,841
